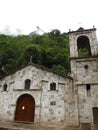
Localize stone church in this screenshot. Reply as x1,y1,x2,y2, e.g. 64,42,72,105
0,27,98,128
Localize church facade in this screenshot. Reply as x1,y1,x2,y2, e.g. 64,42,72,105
0,27,98,128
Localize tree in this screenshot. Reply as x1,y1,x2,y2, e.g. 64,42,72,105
52,65,67,74
78,48,89,58
49,29,61,40
23,45,42,64
0,30,70,74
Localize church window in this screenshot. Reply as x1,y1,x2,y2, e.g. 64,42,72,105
25,79,31,90
3,84,7,91
50,82,56,90
86,84,91,97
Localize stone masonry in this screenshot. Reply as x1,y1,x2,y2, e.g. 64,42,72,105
69,27,98,128
0,63,79,127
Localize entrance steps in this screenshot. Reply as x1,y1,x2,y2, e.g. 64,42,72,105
0,121,82,130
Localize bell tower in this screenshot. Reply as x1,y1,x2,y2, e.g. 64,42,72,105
69,27,98,58
68,27,98,77
68,27,98,125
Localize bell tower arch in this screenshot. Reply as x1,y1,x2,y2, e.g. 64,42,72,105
69,27,98,58
77,35,91,57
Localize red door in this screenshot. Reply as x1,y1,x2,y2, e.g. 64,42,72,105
15,94,35,122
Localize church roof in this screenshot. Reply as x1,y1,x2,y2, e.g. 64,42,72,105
0,62,73,80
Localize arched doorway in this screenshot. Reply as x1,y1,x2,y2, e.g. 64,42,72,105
15,94,35,122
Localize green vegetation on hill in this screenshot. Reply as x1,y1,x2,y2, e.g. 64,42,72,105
0,29,70,75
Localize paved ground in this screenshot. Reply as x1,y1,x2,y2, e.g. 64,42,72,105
0,121,36,130
1,121,98,130
0,121,82,130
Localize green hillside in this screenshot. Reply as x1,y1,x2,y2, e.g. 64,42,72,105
0,29,70,75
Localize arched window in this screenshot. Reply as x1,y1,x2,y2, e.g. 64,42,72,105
77,35,91,57
25,79,31,90
50,82,56,91
3,84,7,91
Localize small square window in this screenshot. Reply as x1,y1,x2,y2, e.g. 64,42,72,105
50,101,56,105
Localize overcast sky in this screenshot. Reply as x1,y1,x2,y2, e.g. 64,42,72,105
0,0,98,36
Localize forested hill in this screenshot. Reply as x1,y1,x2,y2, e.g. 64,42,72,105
0,29,70,75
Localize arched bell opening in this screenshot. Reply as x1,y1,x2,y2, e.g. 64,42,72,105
77,35,91,57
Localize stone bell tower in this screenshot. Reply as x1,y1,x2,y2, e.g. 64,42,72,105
69,27,98,58
69,27,98,126
68,27,98,79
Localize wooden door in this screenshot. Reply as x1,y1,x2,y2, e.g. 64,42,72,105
93,107,98,124
81,123,91,130
15,94,35,122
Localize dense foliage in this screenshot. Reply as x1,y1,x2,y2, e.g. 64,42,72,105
78,48,89,58
0,29,70,75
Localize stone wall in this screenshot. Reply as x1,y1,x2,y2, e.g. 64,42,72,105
70,56,98,125
71,57,98,84
69,28,98,126
0,64,79,127
78,84,98,124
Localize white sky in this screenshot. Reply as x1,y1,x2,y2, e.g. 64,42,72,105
0,0,98,36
